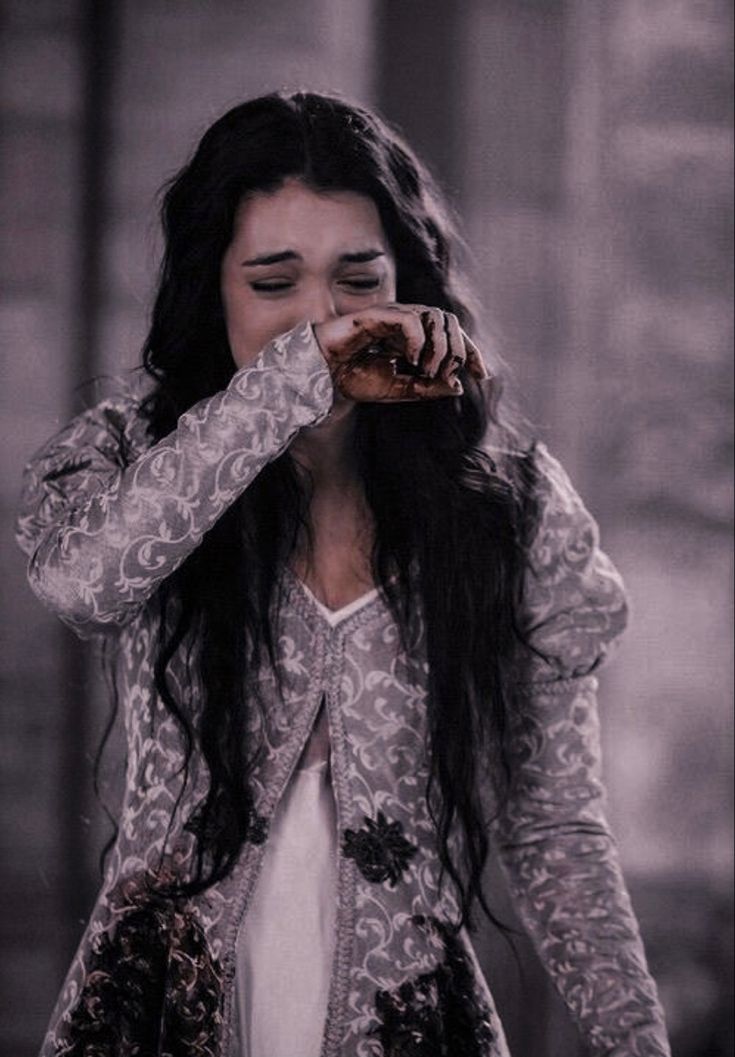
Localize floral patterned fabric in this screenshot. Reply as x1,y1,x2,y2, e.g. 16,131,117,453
16,322,671,1056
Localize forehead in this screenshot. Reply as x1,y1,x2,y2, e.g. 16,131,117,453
230,178,389,254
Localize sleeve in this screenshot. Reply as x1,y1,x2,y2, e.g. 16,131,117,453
492,443,671,1056
15,322,334,637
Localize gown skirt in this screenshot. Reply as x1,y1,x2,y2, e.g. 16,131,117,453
234,756,338,1057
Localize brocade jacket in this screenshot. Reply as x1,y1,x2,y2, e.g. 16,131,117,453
16,322,671,1056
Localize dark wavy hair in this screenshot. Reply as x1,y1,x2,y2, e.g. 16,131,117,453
136,90,538,930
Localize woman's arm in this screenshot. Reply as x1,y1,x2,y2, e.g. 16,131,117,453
15,322,333,636
492,445,671,1056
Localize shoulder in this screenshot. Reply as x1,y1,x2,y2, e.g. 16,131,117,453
15,375,154,557
525,442,601,579
26,372,153,470
513,442,629,681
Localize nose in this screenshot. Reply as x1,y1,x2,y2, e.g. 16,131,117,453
304,282,339,325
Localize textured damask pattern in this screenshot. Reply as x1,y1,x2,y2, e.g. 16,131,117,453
517,446,630,683
16,326,670,1056
493,451,669,1055
492,676,669,1056
16,321,334,634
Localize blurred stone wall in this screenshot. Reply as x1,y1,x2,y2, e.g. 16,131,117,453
1,1,732,1054
1,3,84,1045
451,4,733,1052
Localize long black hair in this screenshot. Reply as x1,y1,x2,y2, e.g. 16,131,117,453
138,90,537,930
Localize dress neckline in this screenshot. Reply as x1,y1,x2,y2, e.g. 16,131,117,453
279,564,407,632
289,574,381,626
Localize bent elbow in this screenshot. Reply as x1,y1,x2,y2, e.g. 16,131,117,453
26,550,139,638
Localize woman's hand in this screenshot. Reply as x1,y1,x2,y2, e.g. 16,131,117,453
313,304,490,402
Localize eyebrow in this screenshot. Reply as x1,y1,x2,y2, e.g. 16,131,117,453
240,249,386,267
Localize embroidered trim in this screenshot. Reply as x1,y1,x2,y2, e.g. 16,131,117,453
320,631,358,1057
279,563,388,636
513,673,598,697
246,812,269,845
218,629,330,1054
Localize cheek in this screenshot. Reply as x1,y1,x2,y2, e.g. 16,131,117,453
222,294,264,368
384,268,397,302
225,296,306,370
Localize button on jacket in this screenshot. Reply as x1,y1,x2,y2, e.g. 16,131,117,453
15,322,671,1056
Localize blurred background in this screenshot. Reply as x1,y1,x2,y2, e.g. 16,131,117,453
0,1,732,1054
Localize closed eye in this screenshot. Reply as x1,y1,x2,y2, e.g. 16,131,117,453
250,277,382,294
249,281,293,292
340,278,381,290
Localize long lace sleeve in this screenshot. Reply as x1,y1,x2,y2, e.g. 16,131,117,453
15,322,333,636
493,444,671,1056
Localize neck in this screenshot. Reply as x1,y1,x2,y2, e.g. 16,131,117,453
289,403,374,579
290,401,360,494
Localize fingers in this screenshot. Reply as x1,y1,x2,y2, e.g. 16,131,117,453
462,332,490,381
387,303,488,384
335,353,463,403
317,307,426,364
316,302,490,402
417,308,447,378
386,303,447,376
441,312,466,384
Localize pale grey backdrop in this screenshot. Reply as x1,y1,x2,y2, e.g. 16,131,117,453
1,2,732,1054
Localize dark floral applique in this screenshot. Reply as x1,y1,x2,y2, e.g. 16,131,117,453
370,915,496,1057
56,873,222,1057
343,811,418,886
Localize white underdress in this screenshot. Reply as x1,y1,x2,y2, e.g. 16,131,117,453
233,583,381,1057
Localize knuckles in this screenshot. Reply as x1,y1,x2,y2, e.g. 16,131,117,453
318,303,475,400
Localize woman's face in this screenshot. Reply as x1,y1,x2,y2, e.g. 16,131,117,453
220,177,398,370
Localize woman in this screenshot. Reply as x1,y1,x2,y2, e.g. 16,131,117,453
16,91,670,1056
